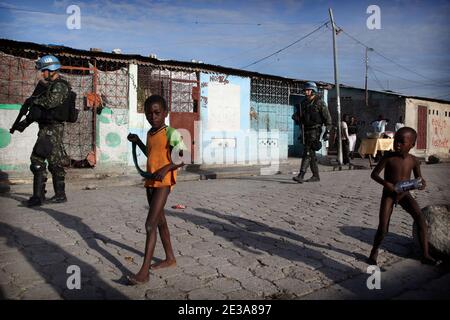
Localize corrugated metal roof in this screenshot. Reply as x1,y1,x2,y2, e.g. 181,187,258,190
7,38,444,103
336,84,450,105
0,38,332,87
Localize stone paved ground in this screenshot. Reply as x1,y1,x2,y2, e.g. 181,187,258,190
0,164,449,300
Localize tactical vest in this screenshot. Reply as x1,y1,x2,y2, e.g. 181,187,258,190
29,78,78,123
302,97,324,128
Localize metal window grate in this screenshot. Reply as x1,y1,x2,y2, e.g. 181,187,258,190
0,51,40,104
250,78,305,104
251,79,290,105
137,66,171,113
96,61,129,109
137,66,197,113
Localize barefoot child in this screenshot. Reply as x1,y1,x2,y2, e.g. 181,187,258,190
368,127,437,265
127,94,186,285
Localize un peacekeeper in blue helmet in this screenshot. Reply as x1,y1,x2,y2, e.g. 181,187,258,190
33,55,70,110
10,55,71,206
292,81,332,183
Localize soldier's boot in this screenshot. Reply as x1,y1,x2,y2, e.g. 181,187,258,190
305,176,320,182
27,169,46,207
295,155,310,184
292,171,306,183
49,176,67,203
306,161,320,182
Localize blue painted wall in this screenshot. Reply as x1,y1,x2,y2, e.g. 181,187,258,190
199,73,253,165
250,102,292,160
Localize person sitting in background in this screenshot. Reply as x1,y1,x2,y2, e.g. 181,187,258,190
371,114,389,134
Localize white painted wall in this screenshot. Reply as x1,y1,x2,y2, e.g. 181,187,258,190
405,98,450,159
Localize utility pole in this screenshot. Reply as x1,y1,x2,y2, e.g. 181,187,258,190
365,47,373,106
329,8,343,167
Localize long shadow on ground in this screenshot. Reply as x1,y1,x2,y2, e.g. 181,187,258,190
0,222,128,299
3,193,143,285
167,207,369,297
339,225,416,259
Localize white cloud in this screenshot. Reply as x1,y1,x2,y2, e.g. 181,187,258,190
1,0,448,99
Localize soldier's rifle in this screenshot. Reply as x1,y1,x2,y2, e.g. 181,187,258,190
10,81,47,134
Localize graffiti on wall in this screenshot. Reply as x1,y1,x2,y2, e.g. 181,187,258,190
209,75,229,85
431,118,448,148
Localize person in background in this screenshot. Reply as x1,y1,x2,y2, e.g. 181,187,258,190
9,55,74,206
340,114,350,165
395,116,405,132
347,115,358,160
292,82,332,183
371,114,389,134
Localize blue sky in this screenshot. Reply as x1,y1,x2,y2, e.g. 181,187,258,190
0,0,449,100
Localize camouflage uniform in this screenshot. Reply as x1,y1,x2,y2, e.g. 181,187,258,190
295,95,332,182
30,123,66,178
28,78,70,205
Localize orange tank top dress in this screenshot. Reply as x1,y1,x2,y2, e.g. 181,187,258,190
144,126,177,190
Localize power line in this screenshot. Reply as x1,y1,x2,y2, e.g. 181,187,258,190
213,24,322,65
368,67,385,91
245,26,330,70
193,21,262,26
0,4,324,27
433,93,450,99
370,66,450,97
395,83,450,90
214,42,273,65
338,27,450,86
241,20,329,69
191,21,322,26
369,66,450,88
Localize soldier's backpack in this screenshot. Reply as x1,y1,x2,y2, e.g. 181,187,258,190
66,89,78,123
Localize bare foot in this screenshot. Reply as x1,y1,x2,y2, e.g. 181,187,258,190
421,256,441,266
127,273,149,286
368,249,378,265
150,259,177,270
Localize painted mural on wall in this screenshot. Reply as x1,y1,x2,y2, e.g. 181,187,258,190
0,104,130,170
96,107,129,164
431,118,448,149
0,105,38,171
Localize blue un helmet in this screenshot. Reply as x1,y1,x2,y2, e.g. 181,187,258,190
304,81,318,93
35,55,61,71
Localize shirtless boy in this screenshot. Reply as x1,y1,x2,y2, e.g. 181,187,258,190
368,127,438,265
